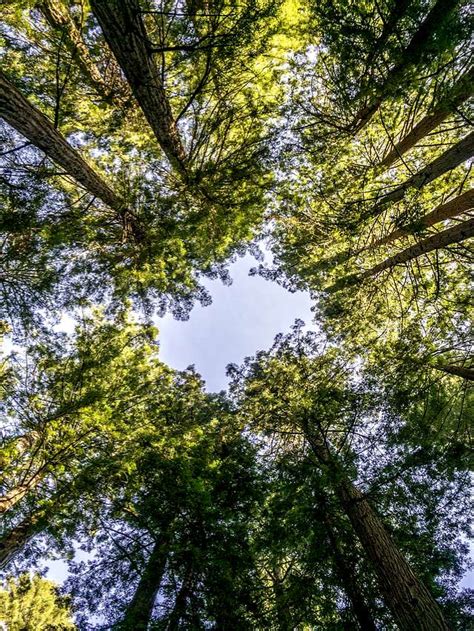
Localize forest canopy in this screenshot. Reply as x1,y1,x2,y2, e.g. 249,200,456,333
0,0,472,629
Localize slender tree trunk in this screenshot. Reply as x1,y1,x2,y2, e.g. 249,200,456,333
380,68,474,168
367,131,474,218
90,0,188,176
0,71,123,212
272,567,293,631
363,0,411,72
323,516,377,631
304,428,451,630
166,560,195,630
37,0,113,99
114,537,169,630
352,0,460,133
362,189,474,251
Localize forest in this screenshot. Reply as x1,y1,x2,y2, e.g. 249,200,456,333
0,0,472,628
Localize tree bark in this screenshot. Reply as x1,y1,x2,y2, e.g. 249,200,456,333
114,537,169,630
362,217,474,277
304,428,451,630
367,131,474,218
0,512,43,569
323,516,377,631
37,0,116,100
380,68,474,168
0,472,44,515
166,560,195,630
351,0,460,133
0,71,123,212
431,363,474,381
90,0,188,176
362,188,474,251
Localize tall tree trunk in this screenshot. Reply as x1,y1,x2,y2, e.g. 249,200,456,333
36,0,116,100
0,472,44,515
90,0,188,177
329,217,474,292
432,363,474,381
363,0,411,73
351,0,460,133
0,512,44,569
323,515,377,631
304,427,451,630
361,217,474,277
114,537,170,630
362,189,474,251
380,68,474,168
166,560,195,630
367,131,474,219
0,71,123,213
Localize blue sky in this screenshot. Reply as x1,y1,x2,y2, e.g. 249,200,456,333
156,253,314,392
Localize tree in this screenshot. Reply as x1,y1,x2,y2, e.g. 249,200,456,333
0,573,75,630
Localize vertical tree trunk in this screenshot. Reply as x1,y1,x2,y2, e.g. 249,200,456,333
0,472,44,515
323,515,377,631
0,71,123,213
380,68,474,168
352,0,460,133
114,537,169,630
304,428,451,630
166,560,195,630
362,188,474,251
90,0,188,177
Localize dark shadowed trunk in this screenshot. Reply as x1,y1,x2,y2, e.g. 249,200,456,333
304,426,451,630
432,363,474,381
0,512,44,569
114,537,170,630
90,0,188,176
351,0,460,133
0,71,123,212
380,68,474,168
323,515,377,630
166,560,195,630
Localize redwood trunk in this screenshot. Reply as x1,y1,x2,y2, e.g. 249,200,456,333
362,217,474,277
0,472,44,515
114,538,169,630
352,0,460,133
0,512,43,569
380,68,474,168
362,189,474,251
432,363,474,381
305,430,450,630
37,0,111,98
0,71,123,212
368,131,474,217
90,0,187,176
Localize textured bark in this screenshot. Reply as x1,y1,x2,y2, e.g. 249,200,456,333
380,68,474,168
305,430,450,630
37,0,112,99
0,512,43,569
367,131,474,218
362,189,474,251
90,0,188,176
0,71,123,212
361,217,474,277
323,517,377,631
352,0,460,133
432,363,474,381
0,472,44,515
114,538,169,630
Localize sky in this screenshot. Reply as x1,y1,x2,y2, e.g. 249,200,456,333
156,253,314,392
